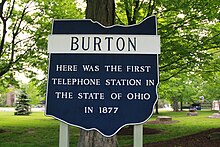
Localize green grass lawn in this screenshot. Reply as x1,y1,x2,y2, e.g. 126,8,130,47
0,110,220,147
0,111,79,147
118,110,220,146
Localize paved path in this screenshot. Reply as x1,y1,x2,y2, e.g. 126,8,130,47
0,107,45,112
0,107,172,112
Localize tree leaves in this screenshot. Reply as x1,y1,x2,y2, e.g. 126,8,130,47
0,0,83,88
116,0,220,103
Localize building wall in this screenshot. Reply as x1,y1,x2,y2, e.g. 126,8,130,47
5,91,16,106
212,100,220,111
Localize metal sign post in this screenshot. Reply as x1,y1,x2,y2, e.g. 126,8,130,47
59,122,69,147
134,124,143,147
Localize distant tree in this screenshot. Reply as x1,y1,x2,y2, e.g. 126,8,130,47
14,90,31,115
21,81,44,105
158,74,199,111
0,86,7,106
201,73,220,101
0,84,7,106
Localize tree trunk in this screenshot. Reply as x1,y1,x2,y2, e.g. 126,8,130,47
77,0,118,147
172,97,179,112
77,130,118,147
86,0,115,26
218,100,220,113
180,98,183,111
155,101,159,114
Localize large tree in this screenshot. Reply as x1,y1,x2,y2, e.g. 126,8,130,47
0,0,83,93
29,0,84,95
116,0,220,81
77,1,118,147
115,0,219,113
0,0,41,85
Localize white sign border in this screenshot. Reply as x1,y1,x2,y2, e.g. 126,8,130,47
45,15,160,137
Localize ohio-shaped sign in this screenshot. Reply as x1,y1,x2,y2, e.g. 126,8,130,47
46,16,160,137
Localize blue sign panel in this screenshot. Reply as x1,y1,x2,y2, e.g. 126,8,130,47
46,16,160,137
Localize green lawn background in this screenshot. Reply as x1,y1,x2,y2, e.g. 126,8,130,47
0,110,220,147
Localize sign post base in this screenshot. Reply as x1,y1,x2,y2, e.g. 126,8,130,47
134,124,143,147
59,122,69,147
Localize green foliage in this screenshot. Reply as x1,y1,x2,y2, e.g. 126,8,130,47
0,0,41,82
159,74,198,104
14,90,31,115
157,1,219,81
0,80,44,107
201,72,220,100
116,0,155,25
21,81,44,105
0,0,84,90
0,87,7,106
115,0,220,105
116,0,220,80
27,0,84,95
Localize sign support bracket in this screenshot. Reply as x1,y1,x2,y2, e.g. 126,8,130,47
134,124,143,147
59,122,69,147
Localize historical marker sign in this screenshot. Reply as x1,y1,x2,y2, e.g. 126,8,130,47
46,16,160,137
